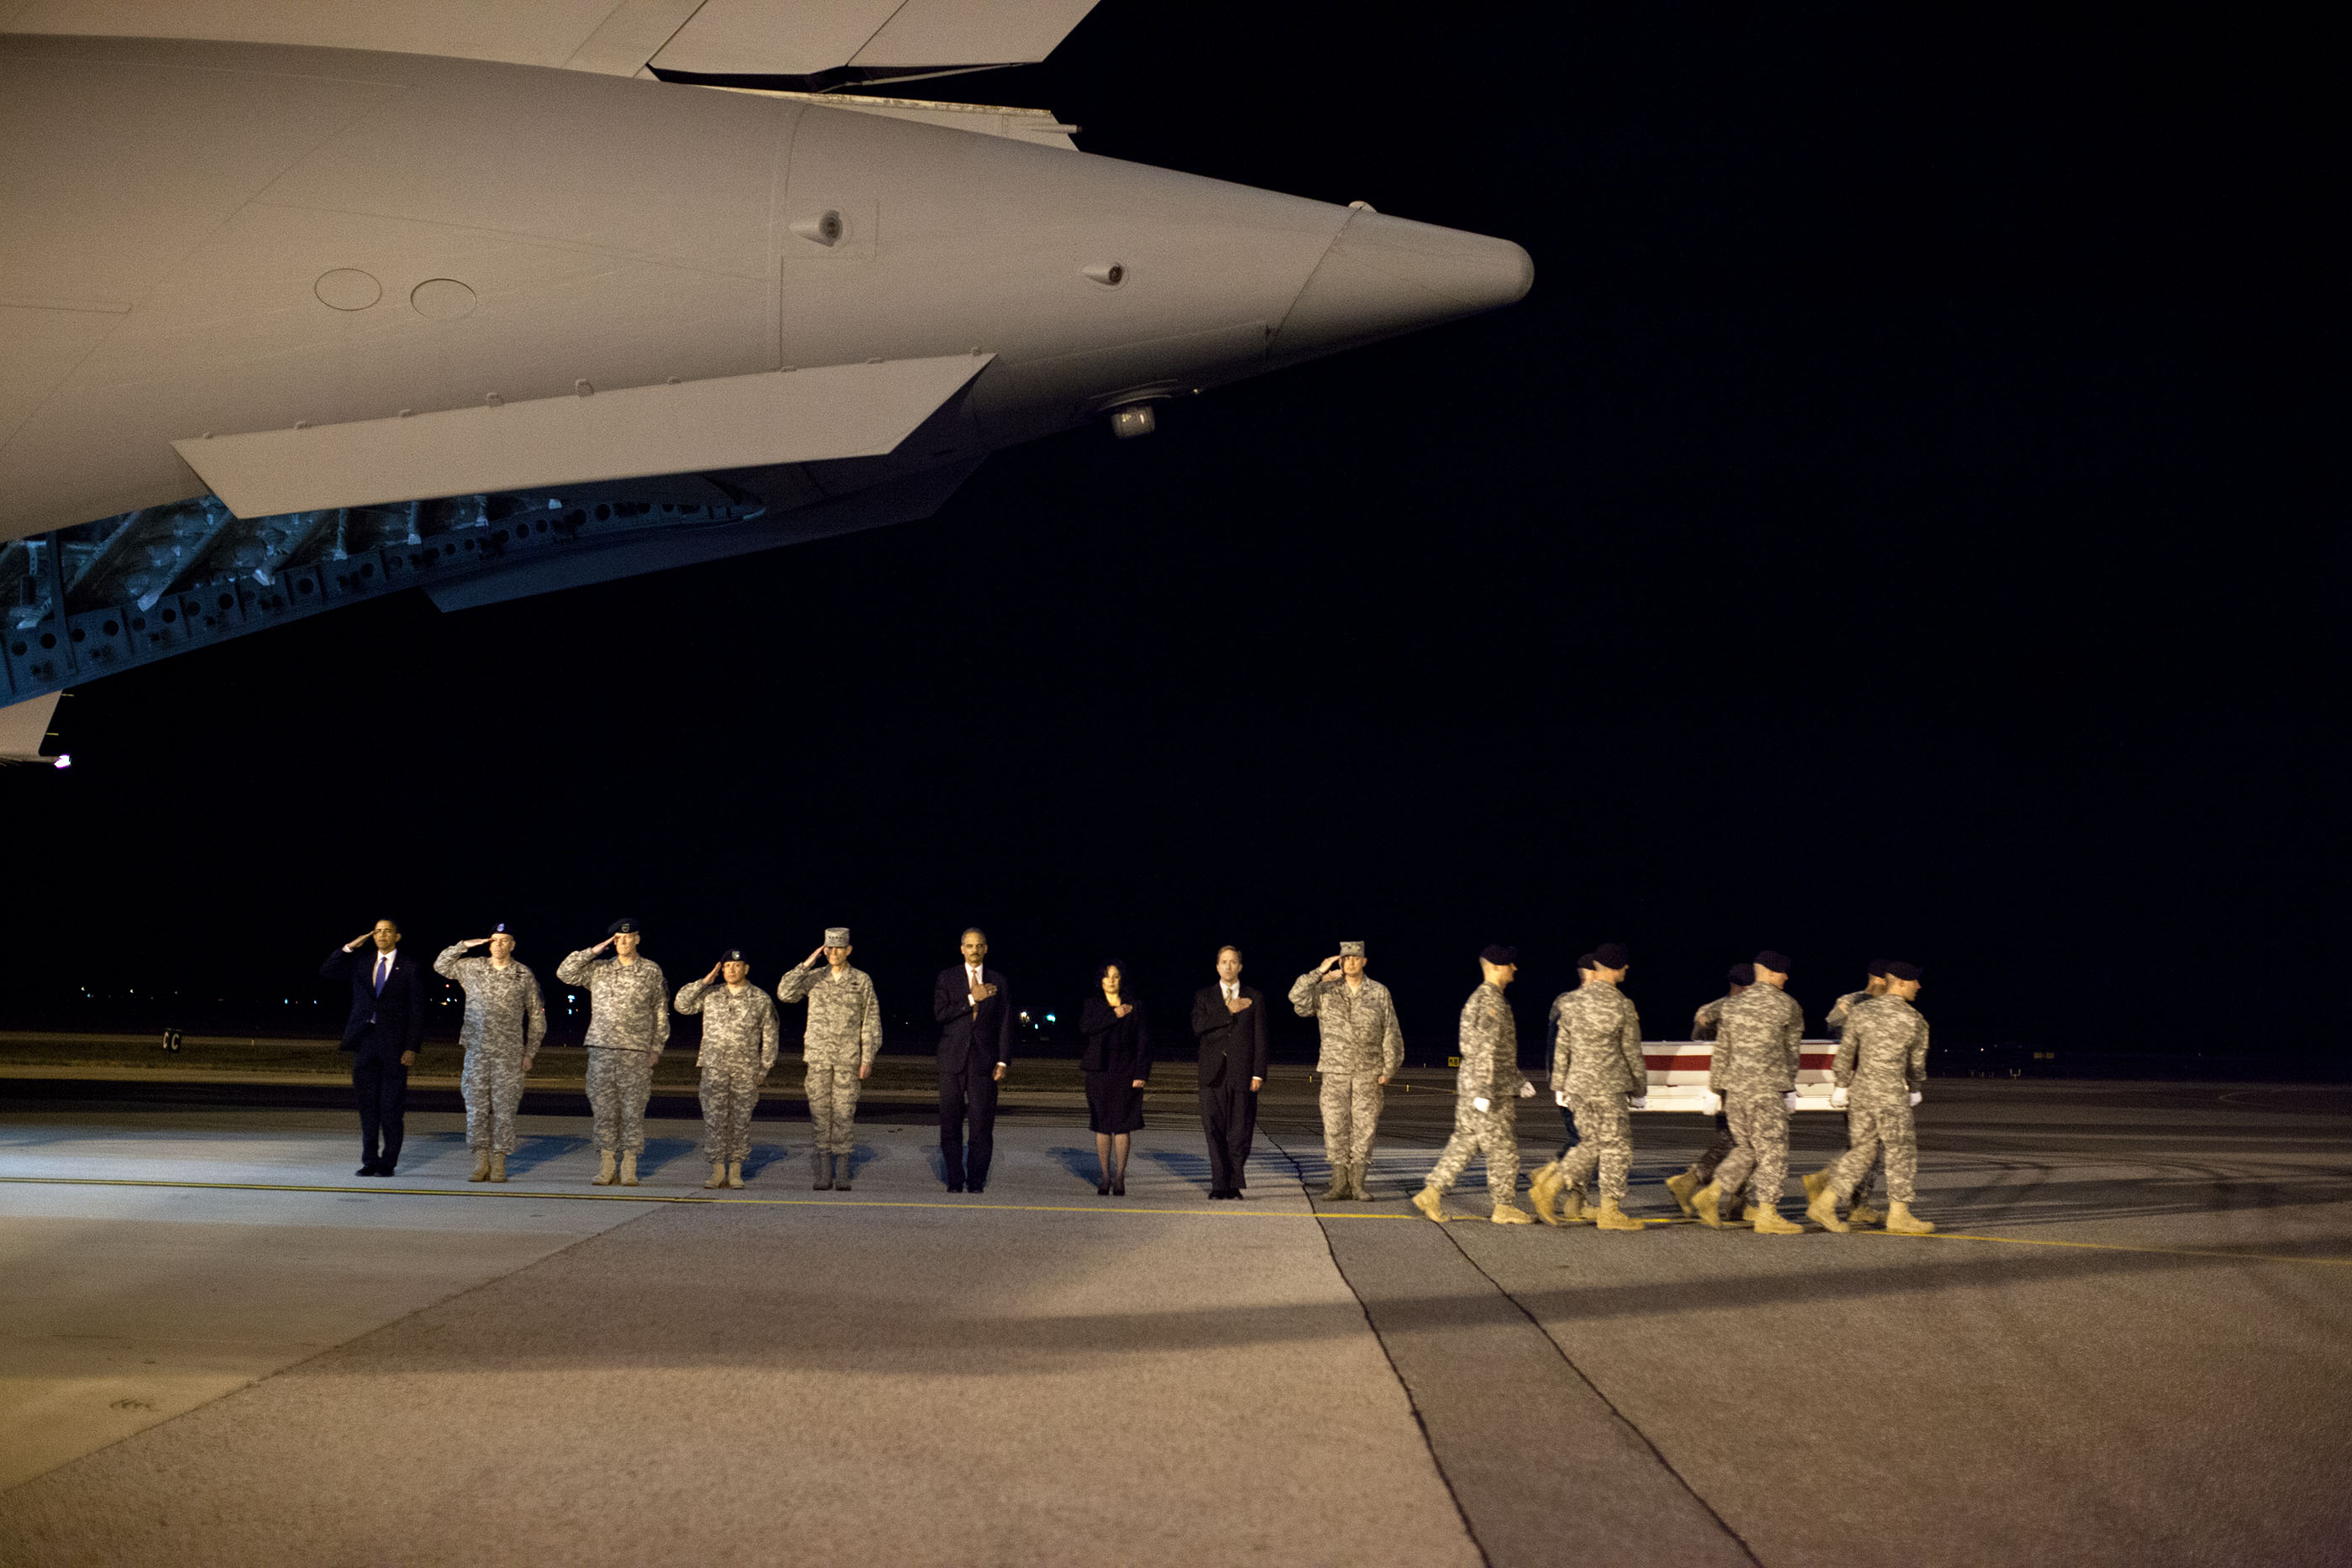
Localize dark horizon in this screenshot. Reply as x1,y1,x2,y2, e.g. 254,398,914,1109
0,8,2323,1069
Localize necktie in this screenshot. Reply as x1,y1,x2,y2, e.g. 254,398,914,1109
374,955,389,994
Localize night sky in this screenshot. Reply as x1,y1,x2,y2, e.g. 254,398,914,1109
0,8,2323,1067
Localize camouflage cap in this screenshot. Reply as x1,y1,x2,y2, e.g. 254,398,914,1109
824,927,852,947
1338,941,1366,958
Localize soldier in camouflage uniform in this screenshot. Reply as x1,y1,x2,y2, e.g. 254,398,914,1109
1808,961,1935,1235
1413,946,1536,1225
1289,940,1404,1202
675,948,780,1190
1693,950,1806,1234
1813,961,1891,1224
1665,962,1751,1216
555,918,669,1186
1528,942,1646,1231
435,923,547,1183
777,926,883,1192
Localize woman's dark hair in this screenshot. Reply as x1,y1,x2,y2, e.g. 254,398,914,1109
1095,959,1126,984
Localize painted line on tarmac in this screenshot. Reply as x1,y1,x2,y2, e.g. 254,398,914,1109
0,1173,1413,1219
6,1177,2344,1264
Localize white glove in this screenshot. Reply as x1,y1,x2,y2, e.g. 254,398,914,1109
1627,1094,1648,1111
1553,1088,1569,1108
1830,1087,1848,1109
1473,1097,1491,1113
1517,1080,1536,1099
1909,1090,1923,1107
1703,1091,1723,1115
1782,1090,1798,1111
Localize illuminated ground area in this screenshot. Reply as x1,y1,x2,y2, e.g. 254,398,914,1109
1,1084,2346,1566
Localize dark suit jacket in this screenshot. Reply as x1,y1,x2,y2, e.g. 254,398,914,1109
1078,994,1152,1080
933,964,1014,1073
320,944,430,1057
1190,984,1268,1088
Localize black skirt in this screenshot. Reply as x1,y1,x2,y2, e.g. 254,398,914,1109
1084,1069,1146,1134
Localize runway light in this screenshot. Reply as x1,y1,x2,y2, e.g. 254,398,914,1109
1044,1014,1056,1023
51,753,71,769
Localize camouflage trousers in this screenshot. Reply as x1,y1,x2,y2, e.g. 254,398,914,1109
805,1058,864,1155
1319,1071,1385,1169
460,1046,528,1155
1839,1109,1878,1208
585,1048,654,1155
1551,1094,1633,1202
1710,1090,1790,1213
699,1063,759,1163
1427,1104,1518,1200
1826,1099,1915,1204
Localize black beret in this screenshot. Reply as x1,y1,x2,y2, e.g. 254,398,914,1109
493,921,512,935
1866,958,1890,977
1727,962,1755,986
1883,960,1922,982
1575,952,1596,970
1479,943,1519,966
606,917,640,936
1592,941,1630,969
1753,949,1793,973
718,948,747,963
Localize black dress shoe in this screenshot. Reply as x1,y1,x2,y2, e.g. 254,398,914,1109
1096,1181,1110,1195
948,1183,965,1193
356,1165,379,1177
1112,1178,1126,1197
969,1184,985,1194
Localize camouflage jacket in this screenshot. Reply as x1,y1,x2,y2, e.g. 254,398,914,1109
1834,994,1929,1104
433,945,547,1057
1289,971,1405,1078
1455,983,1527,1104
675,979,780,1075
1707,983,1803,1094
1693,994,1731,1041
1824,988,1874,1039
1549,979,1646,1098
555,951,670,1055
777,962,883,1067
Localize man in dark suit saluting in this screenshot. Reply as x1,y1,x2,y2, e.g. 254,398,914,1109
933,927,1012,1193
1191,945,1268,1199
321,918,430,1176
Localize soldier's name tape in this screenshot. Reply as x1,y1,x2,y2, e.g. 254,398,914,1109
0,1175,2342,1267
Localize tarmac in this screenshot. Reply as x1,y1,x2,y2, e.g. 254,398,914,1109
2,1079,2347,1566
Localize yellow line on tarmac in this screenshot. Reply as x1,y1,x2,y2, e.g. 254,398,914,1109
0,1174,1413,1220
1854,1226,2352,1268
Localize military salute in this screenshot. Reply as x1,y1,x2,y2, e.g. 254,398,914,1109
675,949,780,1190
556,919,669,1187
1528,942,1646,1231
1289,941,1404,1202
778,927,883,1191
1413,945,1536,1225
434,926,547,1183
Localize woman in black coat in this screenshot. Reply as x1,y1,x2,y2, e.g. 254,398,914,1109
1079,960,1152,1195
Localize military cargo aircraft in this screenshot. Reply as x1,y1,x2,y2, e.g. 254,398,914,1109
0,2,1532,758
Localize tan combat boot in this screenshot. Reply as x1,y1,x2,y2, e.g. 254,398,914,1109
1323,1165,1350,1202
1806,1186,1851,1232
1690,1181,1725,1229
831,1154,850,1192
1527,1162,1564,1225
725,1161,744,1190
488,1151,507,1183
593,1150,617,1186
1490,1200,1536,1225
618,1152,639,1187
468,1151,491,1183
1848,1203,1885,1227
1801,1168,1832,1203
1884,1202,1935,1235
1411,1185,1448,1224
1347,1164,1373,1202
1594,1198,1644,1231
1663,1168,1700,1217
1558,1184,1590,1225
1741,1204,1760,1225
1751,1209,1803,1235
704,1162,727,1189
